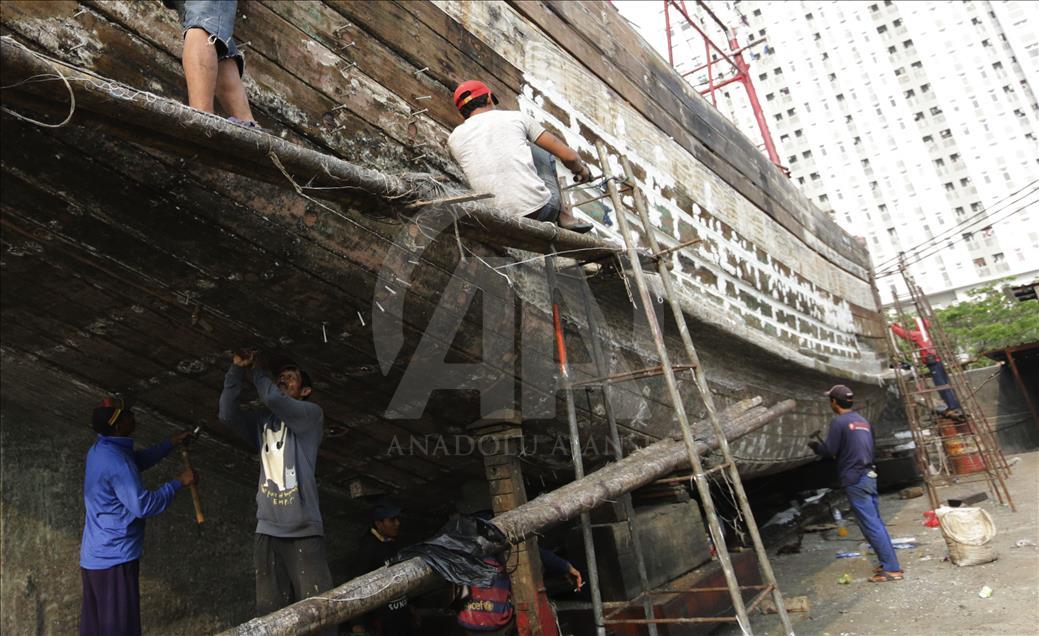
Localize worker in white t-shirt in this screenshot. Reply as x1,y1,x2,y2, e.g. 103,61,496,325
447,80,593,233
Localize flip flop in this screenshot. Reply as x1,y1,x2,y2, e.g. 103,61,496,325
869,571,904,582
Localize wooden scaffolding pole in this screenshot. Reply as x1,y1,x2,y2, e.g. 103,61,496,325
221,398,795,636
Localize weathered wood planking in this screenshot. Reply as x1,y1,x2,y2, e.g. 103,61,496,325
326,0,524,109
506,0,871,272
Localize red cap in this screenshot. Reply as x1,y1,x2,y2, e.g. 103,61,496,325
453,80,499,110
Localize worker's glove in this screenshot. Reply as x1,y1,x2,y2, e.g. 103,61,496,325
573,162,592,184
807,440,823,455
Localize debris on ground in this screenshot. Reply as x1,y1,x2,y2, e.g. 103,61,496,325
761,595,811,614
804,522,838,532
1013,539,1036,548
948,492,989,507
978,585,993,598
777,533,804,554
837,573,852,585
899,486,924,499
835,552,861,559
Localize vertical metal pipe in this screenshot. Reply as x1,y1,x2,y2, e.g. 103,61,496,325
595,141,753,634
545,247,606,636
617,155,792,635
577,273,659,636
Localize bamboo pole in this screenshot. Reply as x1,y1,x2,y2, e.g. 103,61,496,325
221,398,795,636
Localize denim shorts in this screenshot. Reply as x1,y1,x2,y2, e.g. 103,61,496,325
169,0,244,76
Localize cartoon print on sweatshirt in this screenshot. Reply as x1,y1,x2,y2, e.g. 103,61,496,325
260,420,298,504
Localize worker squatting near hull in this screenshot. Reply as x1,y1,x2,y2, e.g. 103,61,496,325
0,0,908,633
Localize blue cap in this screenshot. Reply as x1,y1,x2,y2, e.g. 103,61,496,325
372,500,402,521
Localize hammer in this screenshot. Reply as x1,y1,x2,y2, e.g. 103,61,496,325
180,426,204,527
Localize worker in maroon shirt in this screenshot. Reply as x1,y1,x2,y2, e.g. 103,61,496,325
890,320,962,415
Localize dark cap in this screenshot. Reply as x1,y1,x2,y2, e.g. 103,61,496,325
91,396,133,435
824,385,854,402
372,499,402,521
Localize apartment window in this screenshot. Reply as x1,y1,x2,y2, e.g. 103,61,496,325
821,51,829,60
819,194,829,202
814,32,822,41
934,158,945,167
869,180,879,190
795,129,804,137
888,45,897,53
853,136,862,145
993,252,1006,263
884,0,893,5
780,87,790,95
774,67,784,75
869,3,879,11
922,135,934,143
993,61,1004,70
802,150,813,158
971,17,981,25
903,39,914,49
893,18,902,27
774,113,784,121
878,204,888,213
766,92,775,101
982,39,991,47
836,93,846,101
960,177,972,186
877,25,888,34
894,67,905,76
920,83,931,93
973,257,987,267
1003,84,1014,94
759,28,767,36
911,61,923,69
787,107,796,116
828,72,837,81
944,182,955,191
797,176,806,184
963,232,974,242
940,128,952,138
954,206,965,215
788,155,798,163
971,202,982,212
905,89,915,98
810,172,821,180
805,12,814,20
861,158,871,167
780,133,790,142
914,111,925,121
759,72,768,81
845,114,854,123
753,8,762,16
950,153,960,162
930,106,943,115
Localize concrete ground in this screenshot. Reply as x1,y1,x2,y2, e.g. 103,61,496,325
727,450,1039,636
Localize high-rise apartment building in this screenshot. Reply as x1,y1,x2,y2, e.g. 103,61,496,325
617,1,1039,306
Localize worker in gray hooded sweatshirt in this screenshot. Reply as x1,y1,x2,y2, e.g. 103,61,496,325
219,350,333,627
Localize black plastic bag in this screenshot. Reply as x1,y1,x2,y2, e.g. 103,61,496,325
395,515,508,586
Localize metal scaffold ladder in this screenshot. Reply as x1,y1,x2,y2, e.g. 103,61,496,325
543,139,795,635
887,255,1015,512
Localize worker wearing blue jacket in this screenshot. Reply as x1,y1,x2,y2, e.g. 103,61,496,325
79,397,196,636
809,385,903,583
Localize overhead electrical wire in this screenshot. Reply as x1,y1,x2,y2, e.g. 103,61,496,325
875,193,1038,278
871,177,1039,273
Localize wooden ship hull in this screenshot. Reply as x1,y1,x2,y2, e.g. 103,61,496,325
1,0,888,524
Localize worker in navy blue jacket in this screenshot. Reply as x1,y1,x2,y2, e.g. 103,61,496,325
79,397,196,636
809,385,903,583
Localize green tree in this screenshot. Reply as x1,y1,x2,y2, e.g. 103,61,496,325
935,282,1039,359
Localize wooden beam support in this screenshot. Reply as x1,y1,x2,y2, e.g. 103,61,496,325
219,397,796,635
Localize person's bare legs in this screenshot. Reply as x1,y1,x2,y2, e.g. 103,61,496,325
182,28,219,112
215,58,253,121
